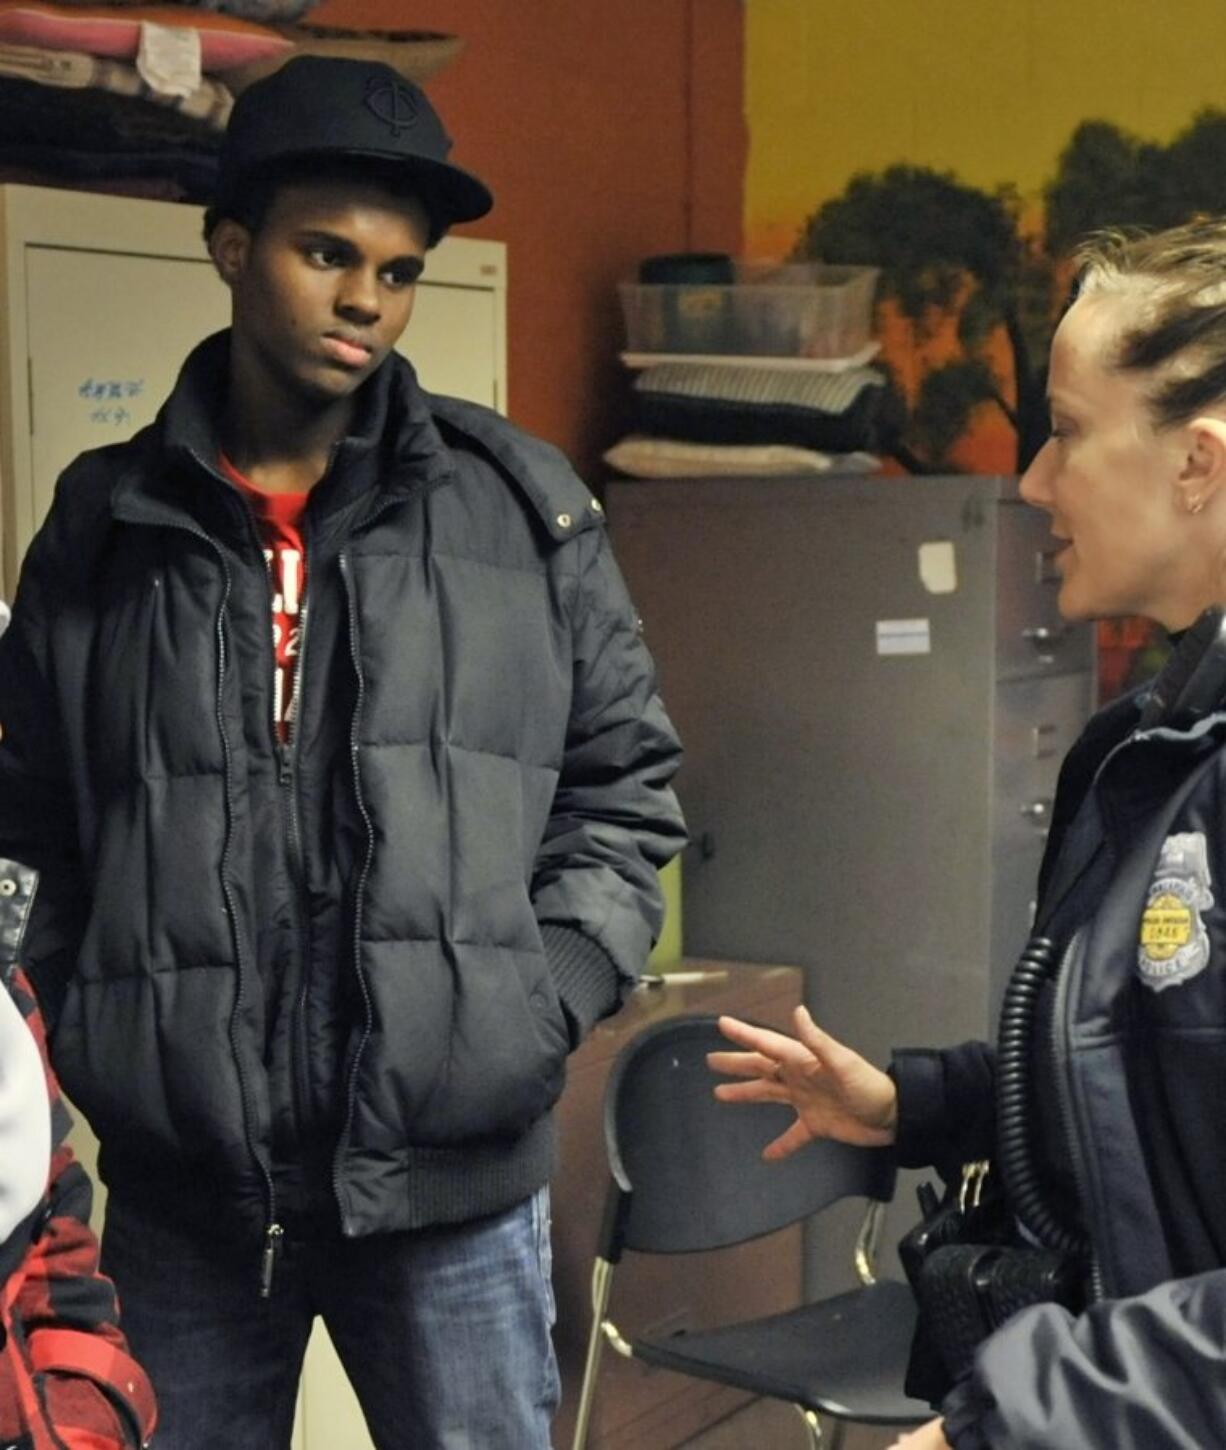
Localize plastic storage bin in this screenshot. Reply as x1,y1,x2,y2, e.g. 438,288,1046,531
619,263,879,361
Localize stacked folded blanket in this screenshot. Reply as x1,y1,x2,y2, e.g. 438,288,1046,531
604,436,880,479
0,39,234,124
0,2,295,195
0,3,461,201
605,360,902,480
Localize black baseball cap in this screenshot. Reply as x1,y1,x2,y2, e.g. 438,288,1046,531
215,55,493,232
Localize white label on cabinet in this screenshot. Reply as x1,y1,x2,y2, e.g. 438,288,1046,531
918,540,957,594
876,618,931,656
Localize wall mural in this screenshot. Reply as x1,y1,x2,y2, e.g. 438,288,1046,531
793,108,1226,698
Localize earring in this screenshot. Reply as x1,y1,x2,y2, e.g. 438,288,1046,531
1189,497,1206,515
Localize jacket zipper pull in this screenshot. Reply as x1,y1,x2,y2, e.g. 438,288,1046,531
277,741,293,787
259,1222,284,1299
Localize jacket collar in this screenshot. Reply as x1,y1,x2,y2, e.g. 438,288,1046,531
428,393,605,545
113,330,455,544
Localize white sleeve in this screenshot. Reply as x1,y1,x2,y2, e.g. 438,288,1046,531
0,981,49,1241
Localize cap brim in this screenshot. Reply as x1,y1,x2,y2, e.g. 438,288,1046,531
223,148,493,228
406,156,493,227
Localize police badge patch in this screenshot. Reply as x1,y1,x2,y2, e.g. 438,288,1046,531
1138,832,1214,992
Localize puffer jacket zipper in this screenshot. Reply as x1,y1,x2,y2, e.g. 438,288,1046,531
140,475,283,1294
246,498,316,1156
235,484,323,1274
281,595,314,1151
333,548,375,1236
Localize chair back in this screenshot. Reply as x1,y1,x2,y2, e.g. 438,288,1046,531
605,1013,897,1255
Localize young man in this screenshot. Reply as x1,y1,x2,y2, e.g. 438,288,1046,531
0,56,685,1448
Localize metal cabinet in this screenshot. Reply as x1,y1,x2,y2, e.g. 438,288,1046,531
605,474,1095,1284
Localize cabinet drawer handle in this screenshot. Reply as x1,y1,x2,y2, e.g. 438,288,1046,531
1019,798,1052,821
1032,723,1058,759
1022,625,1067,646
1021,624,1068,663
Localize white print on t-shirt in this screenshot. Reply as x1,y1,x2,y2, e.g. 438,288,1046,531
271,624,302,726
267,547,301,615
264,546,305,729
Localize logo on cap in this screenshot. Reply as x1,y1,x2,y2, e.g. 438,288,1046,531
364,76,419,138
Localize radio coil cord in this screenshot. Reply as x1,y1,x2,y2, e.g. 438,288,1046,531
995,935,1090,1259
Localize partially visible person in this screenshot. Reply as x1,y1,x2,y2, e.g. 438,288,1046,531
711,218,1226,1449
0,859,156,1450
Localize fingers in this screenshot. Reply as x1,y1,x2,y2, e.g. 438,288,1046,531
791,1004,844,1064
714,1015,818,1075
718,1008,840,1076
706,1048,779,1080
761,1118,814,1161
715,1015,807,1063
712,1076,788,1105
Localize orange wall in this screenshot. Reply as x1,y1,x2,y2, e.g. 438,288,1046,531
312,0,746,483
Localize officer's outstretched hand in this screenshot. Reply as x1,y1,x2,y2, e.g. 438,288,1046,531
708,1005,898,1160
890,1418,951,1449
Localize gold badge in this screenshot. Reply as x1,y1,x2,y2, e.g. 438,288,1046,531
1137,834,1213,992
1139,893,1194,958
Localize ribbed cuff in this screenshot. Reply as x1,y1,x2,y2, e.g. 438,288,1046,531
889,1049,949,1169
540,924,621,1048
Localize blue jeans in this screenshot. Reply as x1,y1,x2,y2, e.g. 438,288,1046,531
100,1187,560,1450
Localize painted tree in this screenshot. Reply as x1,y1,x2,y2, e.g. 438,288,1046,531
794,165,1052,472
795,115,1226,477
1046,110,1226,252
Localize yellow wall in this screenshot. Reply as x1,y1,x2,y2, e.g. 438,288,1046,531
746,0,1226,258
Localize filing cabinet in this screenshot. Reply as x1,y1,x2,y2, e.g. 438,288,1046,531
605,475,1096,1286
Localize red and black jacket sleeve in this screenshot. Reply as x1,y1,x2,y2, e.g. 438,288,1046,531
6,968,156,1449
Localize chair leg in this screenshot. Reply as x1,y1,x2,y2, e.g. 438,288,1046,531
791,1405,823,1449
572,1257,615,1450
825,1420,847,1450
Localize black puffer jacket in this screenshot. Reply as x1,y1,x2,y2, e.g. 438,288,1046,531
0,333,686,1253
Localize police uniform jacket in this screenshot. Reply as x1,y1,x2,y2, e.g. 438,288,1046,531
892,685,1226,1449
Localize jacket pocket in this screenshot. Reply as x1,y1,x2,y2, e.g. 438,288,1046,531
423,942,569,1141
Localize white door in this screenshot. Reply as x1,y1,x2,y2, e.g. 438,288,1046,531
25,246,229,527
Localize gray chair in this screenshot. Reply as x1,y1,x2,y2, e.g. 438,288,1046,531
571,1013,931,1449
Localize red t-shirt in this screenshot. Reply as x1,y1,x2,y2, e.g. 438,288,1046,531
219,455,309,741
